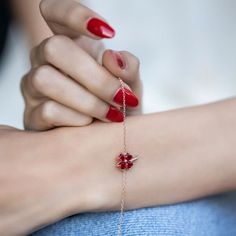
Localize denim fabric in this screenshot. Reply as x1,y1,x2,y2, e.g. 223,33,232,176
31,192,236,236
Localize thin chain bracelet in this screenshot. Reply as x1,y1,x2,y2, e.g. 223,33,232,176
116,79,138,236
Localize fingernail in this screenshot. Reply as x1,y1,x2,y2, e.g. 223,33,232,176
106,106,124,122
87,18,115,38
113,88,139,107
111,50,126,69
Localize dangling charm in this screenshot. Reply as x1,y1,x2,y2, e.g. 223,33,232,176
116,153,138,170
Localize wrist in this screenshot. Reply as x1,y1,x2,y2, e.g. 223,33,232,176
0,130,74,235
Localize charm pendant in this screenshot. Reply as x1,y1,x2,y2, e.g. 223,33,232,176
116,153,138,170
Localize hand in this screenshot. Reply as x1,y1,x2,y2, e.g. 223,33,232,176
21,0,143,131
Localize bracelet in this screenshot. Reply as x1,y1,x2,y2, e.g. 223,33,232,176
116,79,138,236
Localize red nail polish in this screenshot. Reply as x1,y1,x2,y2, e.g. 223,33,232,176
87,18,115,38
113,88,139,107
106,106,124,122
111,51,126,69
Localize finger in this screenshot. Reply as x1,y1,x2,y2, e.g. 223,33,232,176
102,49,142,107
25,100,93,131
30,36,105,67
26,65,124,124
31,35,139,108
74,36,106,64
102,50,141,88
40,0,115,39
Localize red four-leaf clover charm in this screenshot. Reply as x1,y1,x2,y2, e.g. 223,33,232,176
116,153,137,170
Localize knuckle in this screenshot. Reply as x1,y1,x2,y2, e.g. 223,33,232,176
43,35,68,62
20,74,32,100
79,116,93,126
24,110,33,130
43,37,56,62
31,65,51,91
20,75,27,94
40,101,57,124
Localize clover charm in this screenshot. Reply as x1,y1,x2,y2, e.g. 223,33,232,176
116,153,138,170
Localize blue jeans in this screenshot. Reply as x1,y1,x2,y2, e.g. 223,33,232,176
31,192,236,236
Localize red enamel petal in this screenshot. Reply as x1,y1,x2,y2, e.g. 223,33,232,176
127,162,133,169
119,162,126,169
117,161,125,169
117,153,125,161
125,153,133,160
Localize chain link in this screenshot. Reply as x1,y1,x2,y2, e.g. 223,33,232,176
117,79,127,236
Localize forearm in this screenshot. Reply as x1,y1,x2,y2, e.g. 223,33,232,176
0,130,78,235
107,98,236,209
2,97,236,234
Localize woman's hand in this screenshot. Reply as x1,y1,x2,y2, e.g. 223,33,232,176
21,0,142,131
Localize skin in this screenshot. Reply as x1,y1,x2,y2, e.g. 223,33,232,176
1,98,236,235
1,0,236,235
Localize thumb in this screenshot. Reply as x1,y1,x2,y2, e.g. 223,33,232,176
102,49,143,114
102,49,141,91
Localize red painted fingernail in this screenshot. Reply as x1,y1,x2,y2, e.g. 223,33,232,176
87,18,115,38
111,50,126,69
106,106,124,122
113,88,139,107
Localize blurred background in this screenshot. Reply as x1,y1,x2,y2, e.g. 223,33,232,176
1,0,236,129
